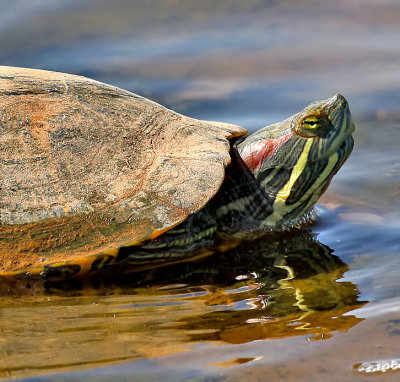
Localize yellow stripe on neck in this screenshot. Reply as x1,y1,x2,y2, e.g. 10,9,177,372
262,139,313,226
276,139,313,201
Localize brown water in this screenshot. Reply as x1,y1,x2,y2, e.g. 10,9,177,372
1,1,400,381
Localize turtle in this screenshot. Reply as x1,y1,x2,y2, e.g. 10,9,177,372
0,66,354,280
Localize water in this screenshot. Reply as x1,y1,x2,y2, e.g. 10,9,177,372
0,0,399,381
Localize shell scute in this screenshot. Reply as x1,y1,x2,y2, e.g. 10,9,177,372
0,66,246,274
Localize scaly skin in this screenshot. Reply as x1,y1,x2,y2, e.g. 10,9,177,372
119,95,354,266
237,93,354,229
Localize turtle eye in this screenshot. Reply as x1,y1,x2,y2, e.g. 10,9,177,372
302,116,322,130
293,114,328,138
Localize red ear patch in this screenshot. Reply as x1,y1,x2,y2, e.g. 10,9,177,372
240,133,292,172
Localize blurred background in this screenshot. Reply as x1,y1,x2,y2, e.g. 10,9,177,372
1,0,399,127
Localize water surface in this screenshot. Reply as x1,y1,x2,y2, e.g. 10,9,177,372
0,1,399,381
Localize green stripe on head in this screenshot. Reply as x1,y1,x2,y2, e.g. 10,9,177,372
238,94,354,229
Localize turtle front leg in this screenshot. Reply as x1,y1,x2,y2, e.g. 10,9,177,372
114,207,218,265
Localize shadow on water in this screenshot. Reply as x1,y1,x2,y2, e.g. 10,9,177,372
0,230,365,379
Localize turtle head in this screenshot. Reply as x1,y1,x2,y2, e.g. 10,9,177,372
238,94,354,229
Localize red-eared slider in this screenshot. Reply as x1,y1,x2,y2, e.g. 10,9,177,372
0,66,354,279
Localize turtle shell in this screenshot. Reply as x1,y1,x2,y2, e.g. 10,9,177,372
0,66,246,276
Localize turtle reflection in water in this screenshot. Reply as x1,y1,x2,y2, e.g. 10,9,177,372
0,66,354,279
0,231,365,344
165,232,365,343
167,234,365,343
125,231,365,343
0,232,365,378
